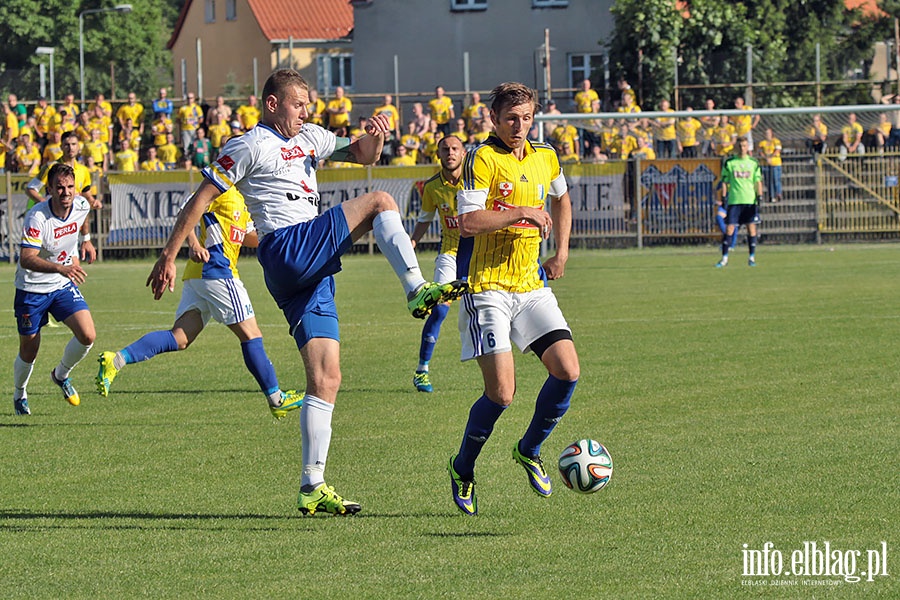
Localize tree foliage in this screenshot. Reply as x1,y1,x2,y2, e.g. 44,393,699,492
607,0,895,109
0,0,182,102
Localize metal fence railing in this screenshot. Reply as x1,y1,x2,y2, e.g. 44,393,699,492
5,153,900,263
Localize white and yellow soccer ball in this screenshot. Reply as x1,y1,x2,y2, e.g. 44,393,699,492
558,439,613,494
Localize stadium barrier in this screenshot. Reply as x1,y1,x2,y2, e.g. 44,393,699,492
4,151,900,262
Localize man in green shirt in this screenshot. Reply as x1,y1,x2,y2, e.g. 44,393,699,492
716,137,762,267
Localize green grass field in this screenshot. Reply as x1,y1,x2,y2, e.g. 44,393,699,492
0,245,897,598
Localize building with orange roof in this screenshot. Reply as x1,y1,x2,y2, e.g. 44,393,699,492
167,0,353,100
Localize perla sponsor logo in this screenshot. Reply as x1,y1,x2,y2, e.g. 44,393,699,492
54,222,78,239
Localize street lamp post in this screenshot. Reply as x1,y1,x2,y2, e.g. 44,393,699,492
35,47,55,105
79,4,132,110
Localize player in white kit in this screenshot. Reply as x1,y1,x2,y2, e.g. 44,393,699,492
147,69,467,515
12,163,97,415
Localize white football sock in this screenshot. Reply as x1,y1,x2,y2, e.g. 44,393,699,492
13,355,35,399
55,337,93,380
372,210,426,295
300,395,334,490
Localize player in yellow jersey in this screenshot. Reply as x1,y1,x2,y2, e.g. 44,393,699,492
409,135,466,393
95,187,303,419
448,82,579,515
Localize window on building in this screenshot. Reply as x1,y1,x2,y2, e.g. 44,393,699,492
532,0,568,7
451,0,487,11
569,54,603,89
317,54,354,93
226,0,237,20
205,0,215,23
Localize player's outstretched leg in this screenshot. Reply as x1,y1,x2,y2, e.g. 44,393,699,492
95,351,120,397
408,280,469,319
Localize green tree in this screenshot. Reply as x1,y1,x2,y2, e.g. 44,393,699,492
607,0,893,108
0,0,180,103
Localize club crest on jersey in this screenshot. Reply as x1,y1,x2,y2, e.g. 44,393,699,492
54,222,77,239
232,210,242,222
281,146,306,161
499,181,513,197
217,154,234,170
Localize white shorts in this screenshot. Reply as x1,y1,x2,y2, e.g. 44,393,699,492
458,287,570,361
433,252,457,284
176,278,255,326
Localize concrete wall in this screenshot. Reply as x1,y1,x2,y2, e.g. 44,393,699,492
351,0,611,105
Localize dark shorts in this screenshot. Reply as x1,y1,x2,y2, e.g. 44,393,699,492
725,203,760,226
15,282,89,335
257,205,352,346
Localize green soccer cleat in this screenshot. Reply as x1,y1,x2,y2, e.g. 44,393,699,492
270,390,303,420
512,442,552,497
448,455,477,516
297,483,361,516
413,371,433,393
95,351,119,397
407,280,469,319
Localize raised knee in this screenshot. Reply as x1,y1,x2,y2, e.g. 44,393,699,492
372,190,398,213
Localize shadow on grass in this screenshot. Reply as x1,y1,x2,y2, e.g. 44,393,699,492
0,509,463,530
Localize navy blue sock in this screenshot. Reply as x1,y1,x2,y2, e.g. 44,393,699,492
419,303,449,364
518,375,576,458
454,394,507,480
721,235,730,257
241,337,279,395
121,330,178,364
748,235,757,257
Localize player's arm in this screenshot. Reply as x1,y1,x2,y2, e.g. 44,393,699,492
344,112,391,165
186,228,209,263
241,230,259,249
20,247,87,286
79,206,96,264
25,179,45,204
410,210,436,249
147,179,219,299
542,171,572,280
457,193,551,238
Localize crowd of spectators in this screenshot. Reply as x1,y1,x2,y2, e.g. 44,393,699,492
0,89,260,183
3,81,900,186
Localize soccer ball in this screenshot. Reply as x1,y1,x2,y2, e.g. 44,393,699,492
558,439,613,494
